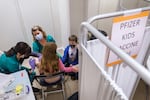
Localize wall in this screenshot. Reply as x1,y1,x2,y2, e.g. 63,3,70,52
0,0,70,51
0,0,26,51
69,0,120,38
69,0,120,37
84,0,120,36
0,0,149,50
118,0,150,10
71,0,150,36
69,0,85,37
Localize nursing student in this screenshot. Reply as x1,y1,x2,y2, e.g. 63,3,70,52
0,42,35,81
31,25,55,53
31,25,62,58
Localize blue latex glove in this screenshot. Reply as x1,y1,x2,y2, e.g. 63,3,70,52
31,52,42,57
35,52,42,57
29,58,36,70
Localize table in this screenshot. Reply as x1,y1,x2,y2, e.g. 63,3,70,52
1,70,36,100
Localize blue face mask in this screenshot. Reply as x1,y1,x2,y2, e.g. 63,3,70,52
35,33,43,40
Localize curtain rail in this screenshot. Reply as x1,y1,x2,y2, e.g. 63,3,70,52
88,6,150,23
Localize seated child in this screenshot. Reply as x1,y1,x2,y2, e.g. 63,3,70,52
29,42,78,85
61,34,79,80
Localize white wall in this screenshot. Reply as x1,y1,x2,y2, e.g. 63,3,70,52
18,0,55,46
118,0,150,10
0,0,149,50
71,0,150,36
69,0,120,37
69,0,85,37
0,0,70,51
0,0,26,51
84,0,120,36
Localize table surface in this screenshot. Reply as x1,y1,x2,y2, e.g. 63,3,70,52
4,70,36,100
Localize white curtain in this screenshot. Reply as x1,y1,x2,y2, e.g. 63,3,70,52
79,44,127,100
0,0,70,50
85,27,150,98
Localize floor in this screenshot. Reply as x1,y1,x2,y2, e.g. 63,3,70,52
34,75,78,100
33,77,150,100
23,60,150,100
133,79,150,100
22,50,78,100
22,52,150,100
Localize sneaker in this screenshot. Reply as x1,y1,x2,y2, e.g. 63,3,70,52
71,76,78,80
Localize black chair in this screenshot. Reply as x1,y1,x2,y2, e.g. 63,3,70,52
68,91,78,100
34,71,66,100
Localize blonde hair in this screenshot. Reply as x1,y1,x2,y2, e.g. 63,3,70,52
31,25,47,40
41,42,59,74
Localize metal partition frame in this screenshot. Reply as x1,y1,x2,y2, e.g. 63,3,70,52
80,6,150,86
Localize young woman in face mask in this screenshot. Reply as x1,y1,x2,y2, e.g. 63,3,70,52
0,42,32,74
0,42,41,92
31,25,55,53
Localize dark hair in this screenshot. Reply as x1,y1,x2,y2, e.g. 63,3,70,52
98,30,107,37
88,30,107,40
5,42,31,57
68,34,78,43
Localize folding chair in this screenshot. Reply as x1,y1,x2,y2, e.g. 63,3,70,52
34,71,66,100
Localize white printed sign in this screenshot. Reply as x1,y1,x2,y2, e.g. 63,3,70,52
107,11,149,66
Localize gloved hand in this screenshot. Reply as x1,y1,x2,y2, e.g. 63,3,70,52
29,58,36,70
30,52,42,58
36,52,42,57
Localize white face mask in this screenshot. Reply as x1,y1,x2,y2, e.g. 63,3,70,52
35,32,43,40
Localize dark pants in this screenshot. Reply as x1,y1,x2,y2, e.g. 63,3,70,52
68,72,78,80
65,63,78,80
68,92,78,100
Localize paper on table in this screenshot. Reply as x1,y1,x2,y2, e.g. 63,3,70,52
0,73,15,89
